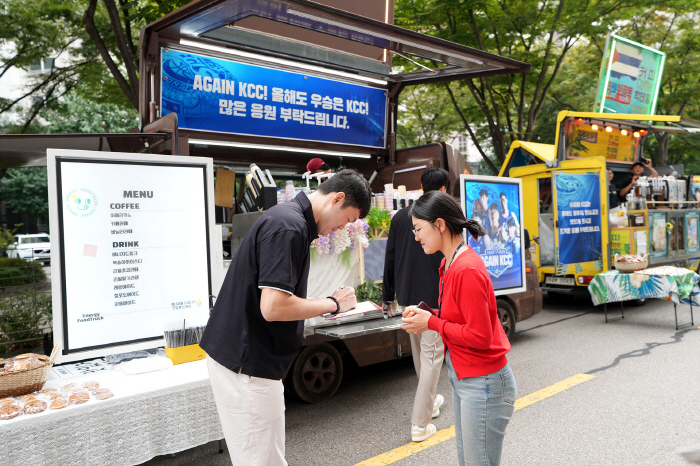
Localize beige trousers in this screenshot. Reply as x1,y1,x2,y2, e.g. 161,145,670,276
207,356,287,466
400,305,445,427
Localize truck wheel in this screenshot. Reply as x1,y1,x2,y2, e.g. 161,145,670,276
631,298,647,307
290,343,343,403
497,300,516,340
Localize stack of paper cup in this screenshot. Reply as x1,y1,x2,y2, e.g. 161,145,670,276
384,183,393,210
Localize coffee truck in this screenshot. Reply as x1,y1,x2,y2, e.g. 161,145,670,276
499,110,700,297
0,0,541,402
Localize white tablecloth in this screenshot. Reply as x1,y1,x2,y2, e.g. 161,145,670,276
1,359,223,466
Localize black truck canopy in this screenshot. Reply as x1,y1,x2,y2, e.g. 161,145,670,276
0,0,530,170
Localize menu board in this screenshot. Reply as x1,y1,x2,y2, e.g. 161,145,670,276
49,151,214,357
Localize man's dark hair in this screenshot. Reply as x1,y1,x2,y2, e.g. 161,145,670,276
319,162,331,171
489,202,499,211
479,188,488,197
316,169,372,218
499,192,507,199
421,167,450,193
695,188,700,194
631,162,645,170
507,216,517,227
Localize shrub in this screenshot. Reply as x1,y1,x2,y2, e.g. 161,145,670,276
356,280,383,304
0,291,52,352
0,258,46,287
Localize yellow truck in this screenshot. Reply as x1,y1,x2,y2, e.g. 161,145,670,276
499,111,700,297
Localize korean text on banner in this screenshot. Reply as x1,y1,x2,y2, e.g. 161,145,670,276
555,173,603,264
160,49,388,148
464,180,523,291
595,35,665,115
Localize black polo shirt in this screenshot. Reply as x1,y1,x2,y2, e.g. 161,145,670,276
382,207,444,308
200,192,318,380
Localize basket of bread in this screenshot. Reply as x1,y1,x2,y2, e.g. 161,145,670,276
614,253,648,273
0,343,60,398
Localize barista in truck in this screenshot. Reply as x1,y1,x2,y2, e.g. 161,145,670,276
618,159,658,203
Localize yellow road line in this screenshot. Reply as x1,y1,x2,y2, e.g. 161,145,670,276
353,373,595,466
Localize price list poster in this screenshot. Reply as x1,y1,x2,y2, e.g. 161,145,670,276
48,150,214,357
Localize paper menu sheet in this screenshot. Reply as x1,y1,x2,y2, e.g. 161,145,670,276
323,301,381,321
635,230,648,255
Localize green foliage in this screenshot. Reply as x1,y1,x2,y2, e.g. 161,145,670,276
0,290,52,351
397,84,464,149
0,225,22,253
395,0,700,171
42,93,139,134
355,280,383,304
365,207,392,238
0,258,46,286
0,168,48,222
0,0,191,132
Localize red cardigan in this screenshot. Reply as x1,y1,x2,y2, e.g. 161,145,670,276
427,247,510,379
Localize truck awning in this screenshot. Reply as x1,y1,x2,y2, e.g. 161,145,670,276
499,141,555,177
141,0,531,88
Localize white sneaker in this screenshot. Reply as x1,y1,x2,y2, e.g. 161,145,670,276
432,394,444,418
411,423,437,442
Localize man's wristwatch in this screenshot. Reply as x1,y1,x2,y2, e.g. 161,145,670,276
327,296,341,315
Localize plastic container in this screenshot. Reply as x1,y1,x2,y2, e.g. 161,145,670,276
285,180,294,202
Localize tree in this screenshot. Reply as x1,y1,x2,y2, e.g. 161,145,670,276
533,5,700,167
0,0,191,132
394,0,683,173
42,93,139,134
397,84,464,149
0,168,48,226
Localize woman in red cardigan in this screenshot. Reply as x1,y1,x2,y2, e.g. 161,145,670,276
402,191,517,466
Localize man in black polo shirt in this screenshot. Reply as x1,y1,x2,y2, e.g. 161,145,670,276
200,170,371,466
382,167,448,442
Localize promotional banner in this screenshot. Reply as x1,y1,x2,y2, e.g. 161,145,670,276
464,178,524,292
161,49,388,148
594,35,665,115
56,159,211,353
554,173,602,264
564,120,638,163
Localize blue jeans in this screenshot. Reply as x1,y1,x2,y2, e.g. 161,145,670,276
446,351,517,466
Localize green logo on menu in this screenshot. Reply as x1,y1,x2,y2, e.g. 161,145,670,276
66,188,97,217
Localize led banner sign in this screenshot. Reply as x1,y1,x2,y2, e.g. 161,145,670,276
161,49,388,148
594,34,665,115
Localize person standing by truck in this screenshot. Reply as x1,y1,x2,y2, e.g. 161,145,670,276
402,191,517,466
201,170,371,466
383,167,449,442
618,159,658,202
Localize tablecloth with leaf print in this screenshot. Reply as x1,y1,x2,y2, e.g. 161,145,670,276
588,269,700,306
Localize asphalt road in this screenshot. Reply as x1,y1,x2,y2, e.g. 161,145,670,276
140,294,700,466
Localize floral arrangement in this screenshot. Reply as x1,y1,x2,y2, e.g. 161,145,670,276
311,219,370,255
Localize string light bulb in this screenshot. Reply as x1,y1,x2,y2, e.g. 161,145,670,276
605,126,613,132
621,129,628,136
591,124,599,131
633,131,640,138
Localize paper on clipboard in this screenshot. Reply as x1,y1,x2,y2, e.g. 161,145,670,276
323,301,381,320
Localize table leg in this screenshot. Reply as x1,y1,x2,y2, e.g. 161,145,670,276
674,302,694,330
605,301,624,323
